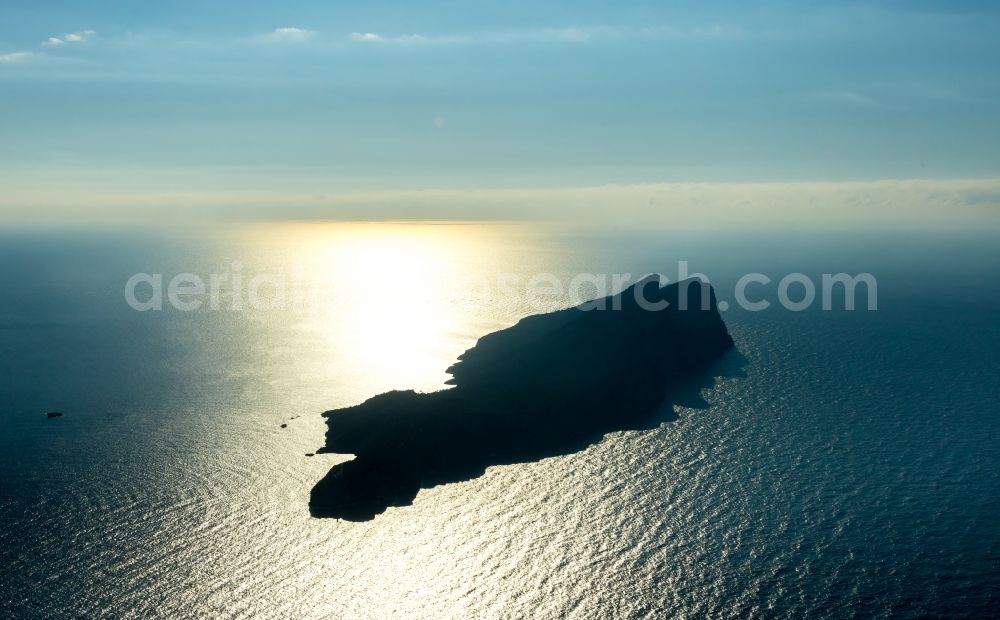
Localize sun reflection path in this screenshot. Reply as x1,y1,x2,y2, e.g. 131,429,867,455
294,223,484,397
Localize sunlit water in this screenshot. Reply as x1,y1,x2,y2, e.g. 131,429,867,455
1,223,998,618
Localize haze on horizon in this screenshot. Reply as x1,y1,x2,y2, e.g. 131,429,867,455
1,0,999,227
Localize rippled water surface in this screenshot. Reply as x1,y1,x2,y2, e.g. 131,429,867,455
1,223,998,618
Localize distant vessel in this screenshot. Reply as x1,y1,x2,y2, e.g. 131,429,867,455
310,276,735,520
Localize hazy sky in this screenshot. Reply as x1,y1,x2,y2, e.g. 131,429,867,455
1,1,999,220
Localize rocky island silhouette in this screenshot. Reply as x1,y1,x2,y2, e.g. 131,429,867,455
310,276,736,520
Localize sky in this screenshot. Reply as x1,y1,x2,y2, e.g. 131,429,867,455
1,0,999,224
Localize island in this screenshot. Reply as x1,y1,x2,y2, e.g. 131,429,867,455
310,276,736,520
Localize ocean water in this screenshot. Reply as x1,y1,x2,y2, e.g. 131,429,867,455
1,222,998,618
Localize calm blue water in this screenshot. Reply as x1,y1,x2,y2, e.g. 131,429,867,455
1,223,998,618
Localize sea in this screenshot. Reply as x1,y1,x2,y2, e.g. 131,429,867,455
1,222,998,618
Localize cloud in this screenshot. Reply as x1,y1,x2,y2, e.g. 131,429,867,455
5,178,997,230
350,32,382,42
0,51,33,63
500,25,742,43
514,27,601,43
810,90,887,108
297,179,1000,230
347,27,608,46
261,27,314,42
343,24,739,47
349,32,430,44
42,29,96,47
433,116,446,129
64,32,94,43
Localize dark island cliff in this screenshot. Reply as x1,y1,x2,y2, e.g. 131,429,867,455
310,276,736,520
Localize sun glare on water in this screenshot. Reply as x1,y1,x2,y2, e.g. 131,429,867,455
289,223,485,396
